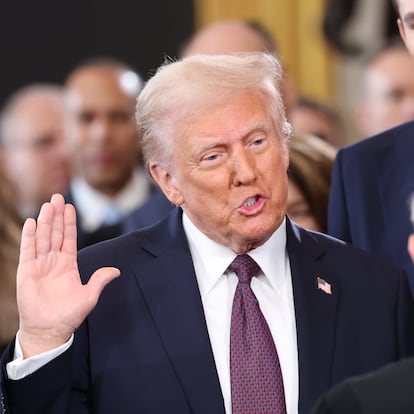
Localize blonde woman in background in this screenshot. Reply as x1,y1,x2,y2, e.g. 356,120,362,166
0,164,22,353
287,134,337,233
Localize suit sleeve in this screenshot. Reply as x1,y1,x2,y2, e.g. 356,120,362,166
311,380,362,414
397,269,414,358
1,336,90,413
328,149,352,243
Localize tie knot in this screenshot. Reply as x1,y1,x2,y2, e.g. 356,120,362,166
228,254,261,284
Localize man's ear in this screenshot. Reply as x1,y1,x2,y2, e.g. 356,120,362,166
149,163,184,206
398,19,408,46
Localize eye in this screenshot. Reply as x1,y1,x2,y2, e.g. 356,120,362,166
199,150,224,168
110,111,132,123
249,134,267,150
78,111,95,124
252,138,264,146
404,16,414,30
204,154,218,161
387,89,405,103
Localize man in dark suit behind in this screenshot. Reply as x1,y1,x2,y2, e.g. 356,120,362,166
328,0,414,296
312,193,414,414
314,2,414,411
1,53,414,414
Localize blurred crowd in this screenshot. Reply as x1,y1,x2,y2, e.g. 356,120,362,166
1,2,414,411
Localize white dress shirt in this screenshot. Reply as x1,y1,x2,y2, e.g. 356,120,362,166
8,213,299,413
183,214,299,414
70,167,151,232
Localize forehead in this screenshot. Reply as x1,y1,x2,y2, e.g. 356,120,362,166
399,0,414,16
65,68,136,110
14,94,61,115
182,91,275,142
366,50,414,88
368,49,414,75
11,96,62,131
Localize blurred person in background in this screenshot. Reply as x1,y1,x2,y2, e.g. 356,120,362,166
328,0,414,297
63,57,153,248
0,164,22,354
287,134,337,233
353,38,414,138
181,19,298,119
290,97,344,147
0,84,71,219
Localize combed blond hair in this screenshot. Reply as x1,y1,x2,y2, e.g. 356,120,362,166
136,52,291,170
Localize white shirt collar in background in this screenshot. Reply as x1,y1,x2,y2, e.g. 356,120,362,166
70,168,151,231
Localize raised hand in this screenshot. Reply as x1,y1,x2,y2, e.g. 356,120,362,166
17,194,120,358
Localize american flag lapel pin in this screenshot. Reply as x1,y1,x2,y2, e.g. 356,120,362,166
317,277,332,295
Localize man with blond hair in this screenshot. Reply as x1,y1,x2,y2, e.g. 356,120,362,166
1,52,413,414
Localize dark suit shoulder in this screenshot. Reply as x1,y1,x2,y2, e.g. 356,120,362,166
123,190,174,232
338,119,414,161
290,223,407,284
313,358,414,414
77,209,185,278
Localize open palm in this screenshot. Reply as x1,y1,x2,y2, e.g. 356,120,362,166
17,194,120,357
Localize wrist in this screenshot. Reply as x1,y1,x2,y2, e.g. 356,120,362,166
18,329,72,358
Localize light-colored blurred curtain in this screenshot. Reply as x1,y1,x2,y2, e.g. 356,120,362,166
193,0,336,104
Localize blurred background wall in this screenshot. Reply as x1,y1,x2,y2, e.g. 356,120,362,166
0,0,398,144
0,0,194,106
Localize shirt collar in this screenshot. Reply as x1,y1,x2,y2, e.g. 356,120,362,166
70,168,151,231
183,213,287,295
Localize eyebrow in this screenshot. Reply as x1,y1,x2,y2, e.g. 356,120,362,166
195,120,270,154
403,12,414,24
240,120,270,138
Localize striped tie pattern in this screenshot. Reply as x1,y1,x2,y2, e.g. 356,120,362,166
229,254,287,414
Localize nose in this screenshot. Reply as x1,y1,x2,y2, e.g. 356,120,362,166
230,148,258,186
90,119,111,141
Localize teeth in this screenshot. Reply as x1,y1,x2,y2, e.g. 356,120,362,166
244,197,257,207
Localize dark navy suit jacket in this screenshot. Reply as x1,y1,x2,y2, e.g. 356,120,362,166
64,190,123,250
312,357,414,414
1,211,414,413
123,189,173,233
328,120,414,295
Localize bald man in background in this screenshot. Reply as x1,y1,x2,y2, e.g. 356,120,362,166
181,20,298,118
0,84,71,219
63,58,153,248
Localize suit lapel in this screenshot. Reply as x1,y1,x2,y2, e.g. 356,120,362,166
131,212,341,413
132,209,226,414
286,220,339,413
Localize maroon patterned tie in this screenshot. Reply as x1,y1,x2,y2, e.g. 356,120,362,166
229,254,287,414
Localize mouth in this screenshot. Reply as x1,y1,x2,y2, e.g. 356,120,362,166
238,195,265,215
243,196,259,207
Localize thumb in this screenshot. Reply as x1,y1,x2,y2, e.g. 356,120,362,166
86,267,121,307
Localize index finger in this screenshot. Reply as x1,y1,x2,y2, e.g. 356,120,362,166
19,218,37,265
61,203,78,257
